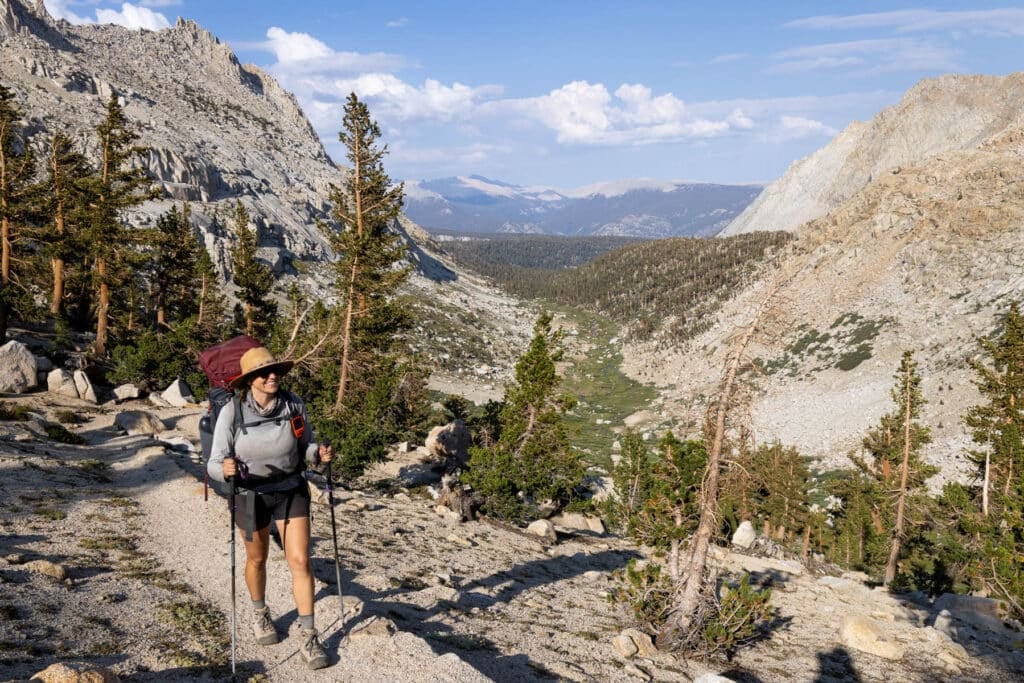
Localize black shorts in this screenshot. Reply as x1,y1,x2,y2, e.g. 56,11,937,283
233,484,311,533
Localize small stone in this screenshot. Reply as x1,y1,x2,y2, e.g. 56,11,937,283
24,559,68,581
348,616,397,640
612,633,639,658
622,627,657,657
731,520,756,549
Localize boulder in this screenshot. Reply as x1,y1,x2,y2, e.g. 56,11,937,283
731,520,757,549
161,378,195,407
113,383,140,401
838,615,904,660
147,393,172,408
425,419,471,464
0,340,38,393
47,368,79,398
72,370,97,403
933,593,1008,634
550,512,605,534
114,410,166,436
526,519,557,543
31,663,117,682
33,355,54,372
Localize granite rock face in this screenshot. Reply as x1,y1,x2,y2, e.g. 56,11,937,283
0,0,339,281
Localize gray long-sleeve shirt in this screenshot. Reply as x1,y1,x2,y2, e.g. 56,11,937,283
206,390,319,487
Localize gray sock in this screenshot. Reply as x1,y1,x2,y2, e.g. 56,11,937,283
252,599,266,610
297,614,314,630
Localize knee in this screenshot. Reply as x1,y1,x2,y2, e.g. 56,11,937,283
246,554,268,572
288,552,311,576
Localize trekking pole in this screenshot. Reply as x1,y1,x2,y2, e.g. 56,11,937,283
325,446,345,630
228,468,237,681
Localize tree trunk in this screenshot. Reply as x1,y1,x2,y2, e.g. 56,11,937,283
884,367,914,586
334,257,359,410
96,258,109,356
0,215,9,342
982,451,990,517
197,273,207,326
656,281,780,649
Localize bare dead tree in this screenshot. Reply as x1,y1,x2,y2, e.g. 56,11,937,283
657,274,789,649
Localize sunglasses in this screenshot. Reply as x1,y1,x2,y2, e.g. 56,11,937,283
254,368,280,379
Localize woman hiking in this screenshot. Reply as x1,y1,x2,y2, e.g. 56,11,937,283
207,346,333,670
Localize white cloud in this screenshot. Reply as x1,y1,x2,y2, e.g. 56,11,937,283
726,108,754,129
45,1,170,29
43,0,96,24
95,3,170,30
255,27,407,76
139,0,182,7
772,38,959,74
709,52,748,64
325,74,502,122
787,8,1024,36
386,17,409,28
507,81,734,145
778,115,838,138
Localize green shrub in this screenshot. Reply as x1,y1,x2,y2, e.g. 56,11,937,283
700,575,773,658
109,320,208,398
44,423,85,445
608,560,673,632
0,403,30,421
54,410,79,424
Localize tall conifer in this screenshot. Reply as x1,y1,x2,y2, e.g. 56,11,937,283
43,131,94,318
228,200,275,338
325,92,407,411
0,83,42,341
82,94,154,355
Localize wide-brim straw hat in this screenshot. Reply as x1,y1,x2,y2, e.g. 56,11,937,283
229,347,294,389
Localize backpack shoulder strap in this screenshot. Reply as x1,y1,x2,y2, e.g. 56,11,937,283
232,394,244,444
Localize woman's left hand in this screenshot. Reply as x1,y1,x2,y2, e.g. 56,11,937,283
318,443,333,463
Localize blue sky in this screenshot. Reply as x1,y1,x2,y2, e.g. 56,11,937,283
42,1,1024,190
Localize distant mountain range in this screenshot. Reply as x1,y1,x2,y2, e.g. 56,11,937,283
403,175,762,238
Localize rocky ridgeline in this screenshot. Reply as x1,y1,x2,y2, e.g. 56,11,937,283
0,0,340,278
623,71,1024,481
721,73,1024,237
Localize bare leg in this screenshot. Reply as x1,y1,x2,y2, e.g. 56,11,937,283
241,526,271,601
276,515,314,617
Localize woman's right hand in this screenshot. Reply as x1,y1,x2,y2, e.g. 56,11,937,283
222,456,237,480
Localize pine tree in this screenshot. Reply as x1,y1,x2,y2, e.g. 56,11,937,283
465,312,585,522
194,244,227,342
228,200,275,338
81,94,155,356
0,83,42,341
954,303,1024,615
42,131,94,318
749,442,811,545
860,351,934,586
150,204,202,327
965,302,1024,517
324,92,407,411
284,93,423,479
635,432,707,580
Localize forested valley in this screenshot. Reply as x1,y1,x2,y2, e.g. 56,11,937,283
442,231,792,343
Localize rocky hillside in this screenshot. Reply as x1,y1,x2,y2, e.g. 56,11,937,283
622,71,1024,481
0,0,339,276
2,381,1022,682
721,73,1024,236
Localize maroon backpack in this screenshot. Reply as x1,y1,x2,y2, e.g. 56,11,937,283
198,335,262,497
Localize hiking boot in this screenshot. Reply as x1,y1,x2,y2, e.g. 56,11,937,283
299,628,328,670
252,606,278,646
